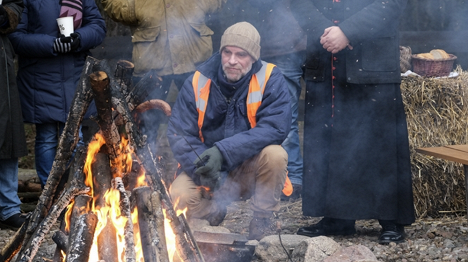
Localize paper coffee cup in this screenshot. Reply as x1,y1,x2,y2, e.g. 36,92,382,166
56,17,74,37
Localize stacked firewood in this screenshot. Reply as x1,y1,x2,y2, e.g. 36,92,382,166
0,57,204,262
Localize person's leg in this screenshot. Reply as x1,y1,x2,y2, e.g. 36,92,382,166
35,123,61,187
266,52,305,196
0,158,22,221
223,145,287,240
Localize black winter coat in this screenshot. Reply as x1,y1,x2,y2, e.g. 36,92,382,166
291,0,415,225
0,0,26,159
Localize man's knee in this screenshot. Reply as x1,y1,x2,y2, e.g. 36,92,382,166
260,145,288,169
169,172,199,210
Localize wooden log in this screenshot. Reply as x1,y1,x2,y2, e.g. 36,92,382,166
91,152,112,209
66,213,98,262
69,195,92,234
52,230,68,253
17,182,91,262
97,217,119,262
0,215,29,262
133,187,169,262
114,177,136,262
127,70,163,110
89,71,122,178
114,60,134,92
15,56,100,261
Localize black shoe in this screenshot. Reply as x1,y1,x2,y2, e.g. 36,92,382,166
297,217,356,237
281,184,302,201
248,216,272,241
379,224,405,244
0,213,26,230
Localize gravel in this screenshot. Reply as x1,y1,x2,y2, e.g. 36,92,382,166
1,200,467,262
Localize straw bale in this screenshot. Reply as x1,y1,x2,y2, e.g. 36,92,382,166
401,66,468,218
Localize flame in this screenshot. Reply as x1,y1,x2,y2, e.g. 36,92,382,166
163,198,187,262
64,132,148,262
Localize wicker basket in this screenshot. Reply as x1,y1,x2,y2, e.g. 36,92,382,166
411,54,457,77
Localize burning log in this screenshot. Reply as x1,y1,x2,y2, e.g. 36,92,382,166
97,219,119,262
91,151,112,209
17,182,91,262
89,71,122,177
133,187,169,262
69,195,92,234
114,177,136,262
52,230,68,253
11,56,101,262
0,216,29,262
66,213,98,262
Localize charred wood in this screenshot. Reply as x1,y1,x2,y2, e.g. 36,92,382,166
128,71,163,110
52,230,68,254
69,195,92,234
114,177,136,262
89,71,122,178
91,151,112,209
66,213,98,262
17,182,91,262
133,187,169,262
114,60,134,93
0,215,29,262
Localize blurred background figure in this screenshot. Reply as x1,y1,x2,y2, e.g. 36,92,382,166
0,0,26,230
9,0,106,187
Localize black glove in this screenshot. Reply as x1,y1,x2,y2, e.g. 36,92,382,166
194,146,223,189
0,6,8,26
69,33,81,51
53,33,80,53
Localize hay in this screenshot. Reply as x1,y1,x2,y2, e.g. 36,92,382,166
401,65,468,218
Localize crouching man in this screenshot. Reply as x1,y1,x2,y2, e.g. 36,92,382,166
167,22,292,241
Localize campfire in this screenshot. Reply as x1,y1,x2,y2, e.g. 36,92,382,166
2,57,205,262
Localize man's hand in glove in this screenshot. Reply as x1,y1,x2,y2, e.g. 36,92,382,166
53,33,80,53
194,146,223,190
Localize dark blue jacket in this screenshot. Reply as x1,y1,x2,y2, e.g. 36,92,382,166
8,0,106,124
167,53,291,180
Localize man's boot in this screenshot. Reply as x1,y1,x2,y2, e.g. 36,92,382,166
248,212,272,241
206,204,227,226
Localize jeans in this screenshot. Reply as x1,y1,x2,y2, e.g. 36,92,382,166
0,158,22,220
265,51,305,185
35,123,83,187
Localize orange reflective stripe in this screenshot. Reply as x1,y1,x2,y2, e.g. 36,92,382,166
282,174,293,196
192,71,211,143
247,62,276,128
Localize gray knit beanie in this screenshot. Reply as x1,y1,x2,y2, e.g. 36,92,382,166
220,22,261,61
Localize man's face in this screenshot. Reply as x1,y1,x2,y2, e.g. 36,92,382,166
221,46,255,83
